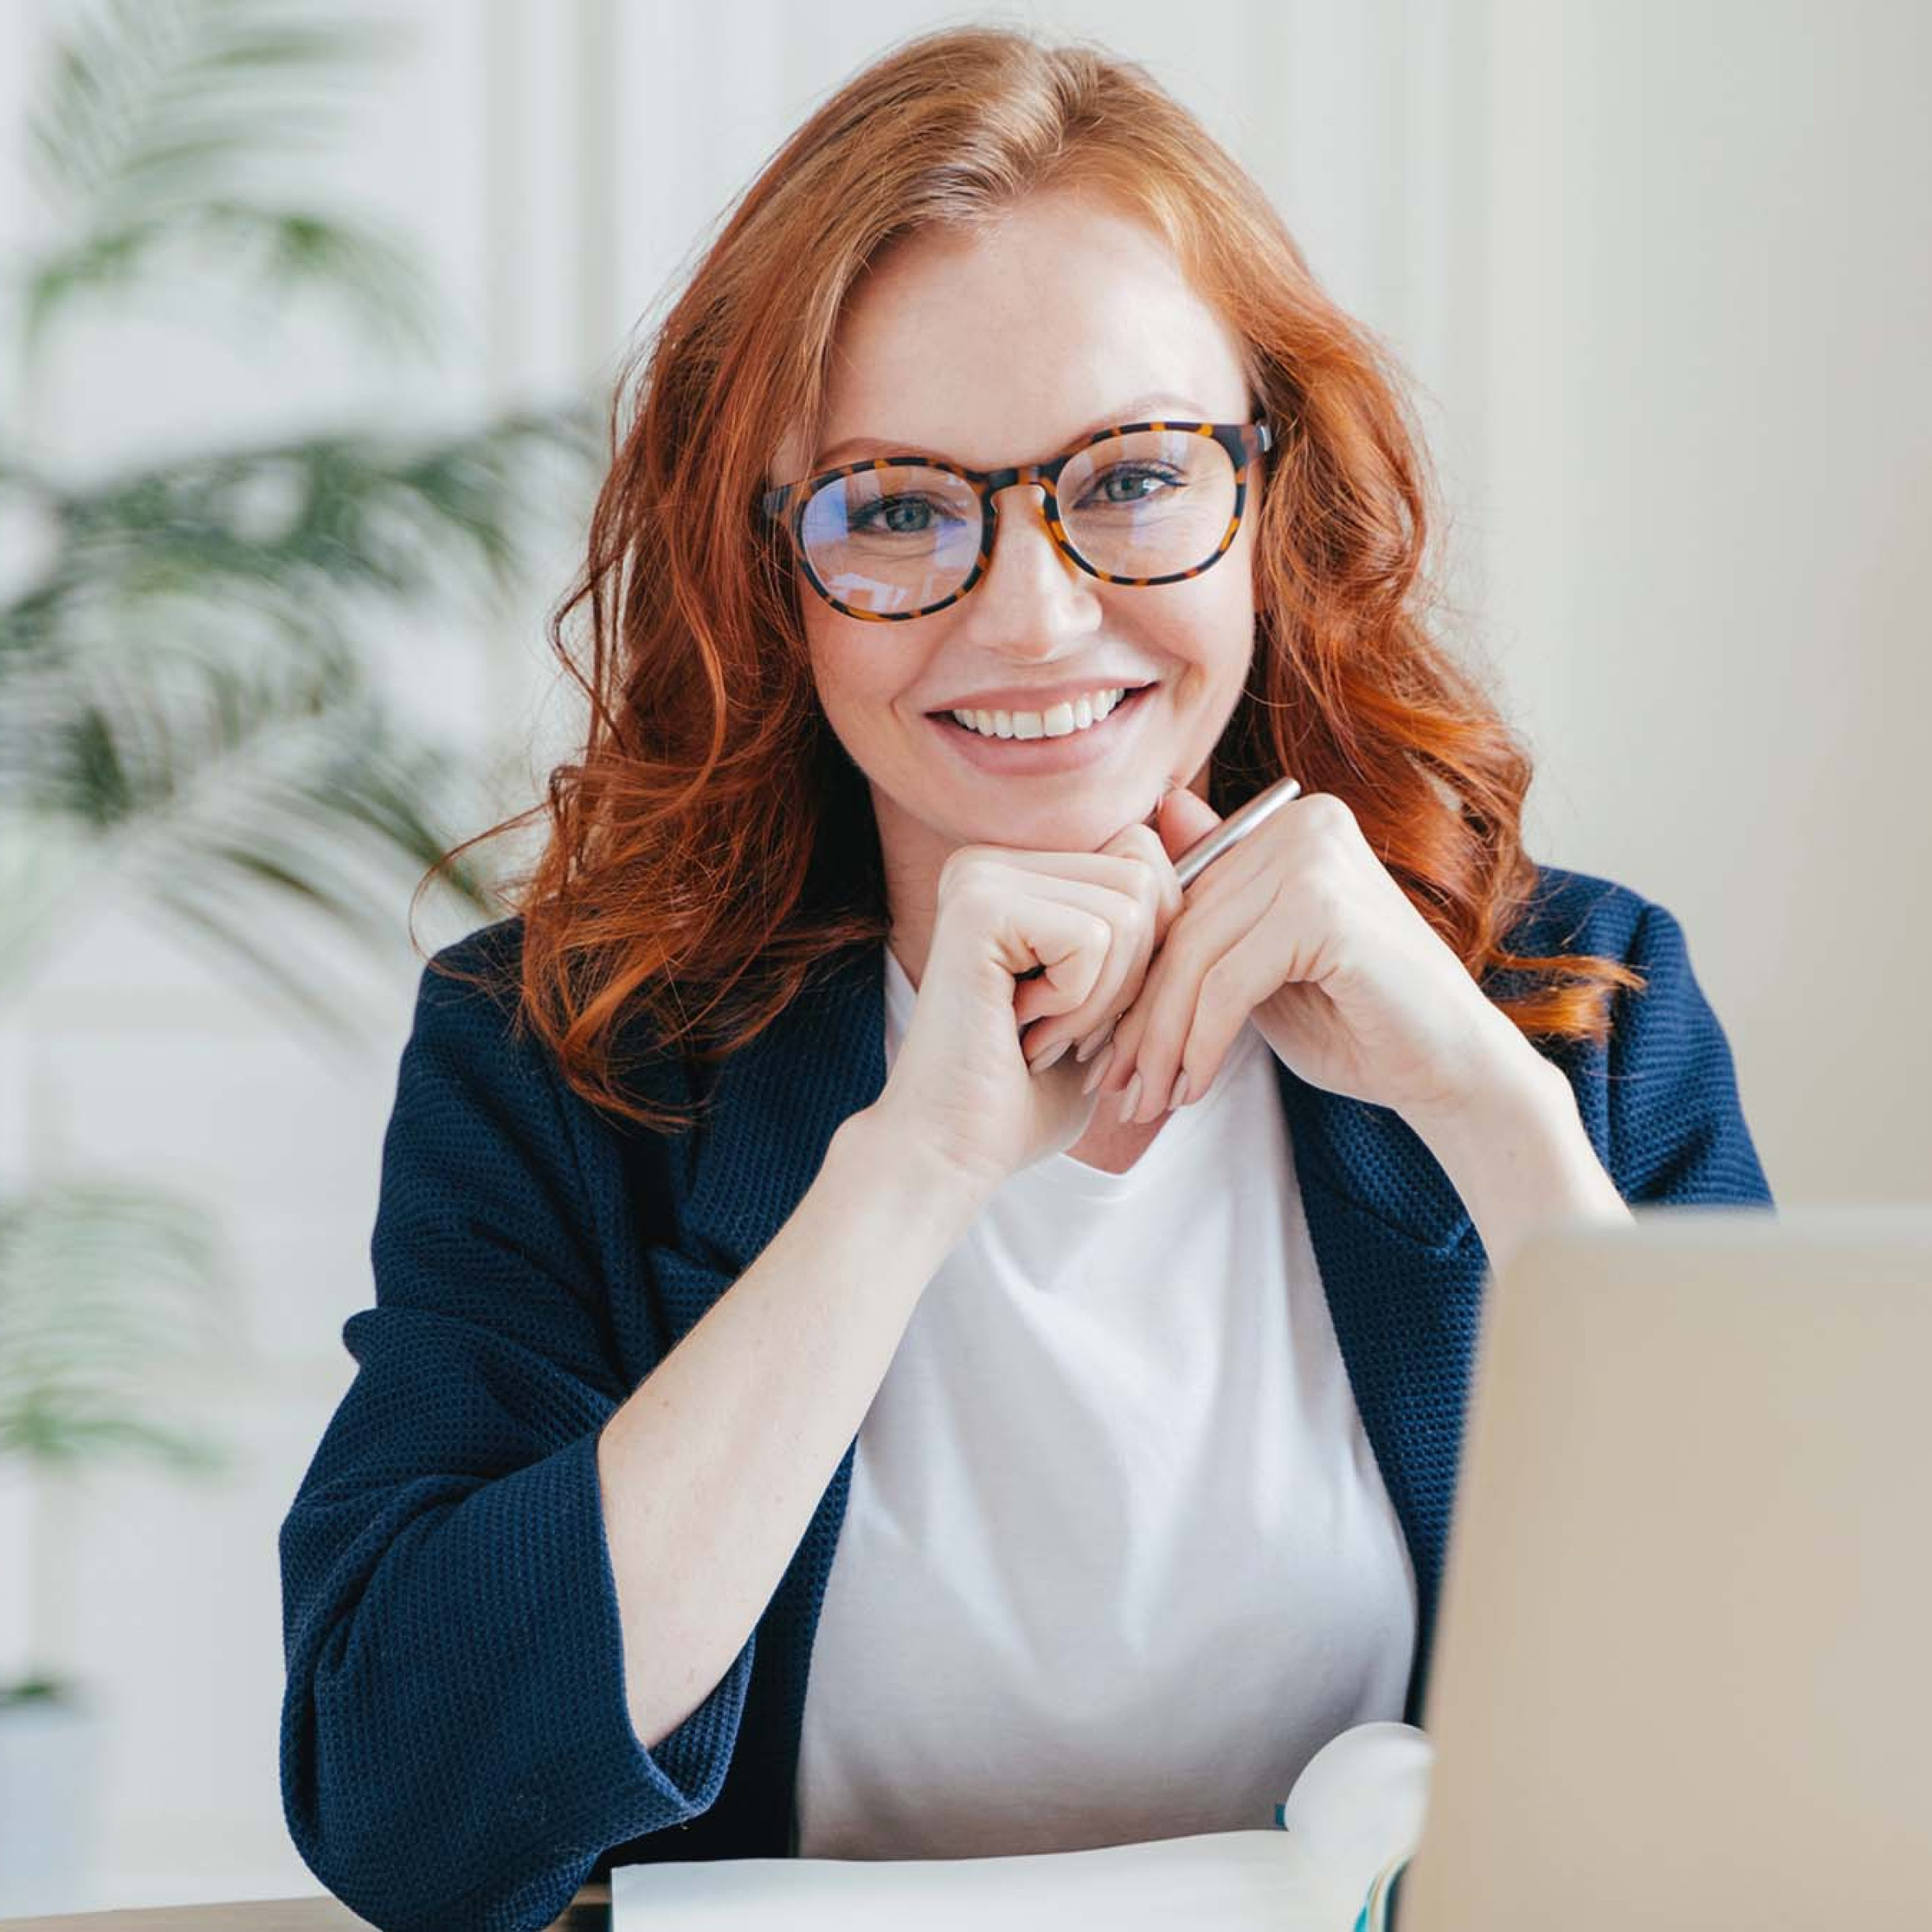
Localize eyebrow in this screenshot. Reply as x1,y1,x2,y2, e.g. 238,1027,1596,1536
811,392,1223,470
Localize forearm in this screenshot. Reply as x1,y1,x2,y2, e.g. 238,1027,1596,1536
596,1105,987,1752
1404,1050,1633,1281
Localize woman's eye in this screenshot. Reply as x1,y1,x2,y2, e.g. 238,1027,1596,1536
1086,465,1181,507
852,494,955,535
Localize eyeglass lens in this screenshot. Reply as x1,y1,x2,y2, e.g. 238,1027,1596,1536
797,427,1241,617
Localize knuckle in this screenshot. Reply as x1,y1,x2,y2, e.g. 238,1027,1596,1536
1107,821,1166,862
1199,952,1236,1007
1156,919,1195,975
943,862,1011,924
1298,791,1357,840
1151,890,1181,943
1305,861,1349,919
939,846,996,894
1291,881,1342,941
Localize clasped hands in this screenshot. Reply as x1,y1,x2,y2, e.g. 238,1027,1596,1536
1018,782,1551,1131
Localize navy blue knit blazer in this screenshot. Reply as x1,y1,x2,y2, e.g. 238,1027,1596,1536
278,862,1775,1931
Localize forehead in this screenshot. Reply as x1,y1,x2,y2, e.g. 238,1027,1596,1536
805,190,1251,472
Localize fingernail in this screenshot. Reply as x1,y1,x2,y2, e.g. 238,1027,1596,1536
1081,1042,1116,1096
1166,1071,1190,1112
1033,1038,1070,1073
1116,1071,1143,1125
1075,1026,1112,1063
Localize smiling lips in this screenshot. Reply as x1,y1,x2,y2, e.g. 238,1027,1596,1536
928,681,1155,771
944,685,1133,740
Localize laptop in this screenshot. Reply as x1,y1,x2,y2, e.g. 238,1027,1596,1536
1393,1204,1932,1930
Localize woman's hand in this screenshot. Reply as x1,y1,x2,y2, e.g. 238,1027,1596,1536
872,815,1183,1198
1024,784,1547,1129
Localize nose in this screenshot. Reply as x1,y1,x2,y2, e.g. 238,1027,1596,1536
956,479,1101,644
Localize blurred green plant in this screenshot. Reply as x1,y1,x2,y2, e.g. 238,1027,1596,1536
0,0,599,1701
0,1181,231,1468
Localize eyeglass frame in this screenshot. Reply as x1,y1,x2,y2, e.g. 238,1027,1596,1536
758,416,1275,623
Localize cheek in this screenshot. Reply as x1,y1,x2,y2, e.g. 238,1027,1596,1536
805,617,913,741
1199,568,1259,687
1150,583,1255,692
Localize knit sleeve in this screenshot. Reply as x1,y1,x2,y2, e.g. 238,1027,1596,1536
1608,898,1777,1210
278,941,753,1932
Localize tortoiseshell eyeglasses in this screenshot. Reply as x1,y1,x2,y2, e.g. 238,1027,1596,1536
758,417,1274,622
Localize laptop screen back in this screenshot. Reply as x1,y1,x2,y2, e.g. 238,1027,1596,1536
1396,1207,1932,1930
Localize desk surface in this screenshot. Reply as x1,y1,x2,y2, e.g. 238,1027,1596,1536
0,1883,609,1929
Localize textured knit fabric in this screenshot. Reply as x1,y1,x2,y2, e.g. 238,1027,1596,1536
794,949,1416,1857
277,862,1775,1930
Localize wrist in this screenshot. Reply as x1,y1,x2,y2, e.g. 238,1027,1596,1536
832,1102,996,1228
1402,1028,1572,1152
1403,1046,1630,1278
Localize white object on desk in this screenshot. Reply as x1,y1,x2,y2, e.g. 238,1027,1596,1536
1274,1720,1434,1918
613,1719,1432,1930
617,1827,1332,1929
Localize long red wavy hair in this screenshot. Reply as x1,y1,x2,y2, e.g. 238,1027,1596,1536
419,23,1644,1135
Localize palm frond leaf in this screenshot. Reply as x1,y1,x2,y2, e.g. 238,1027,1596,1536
0,397,591,1007
0,1179,236,1472
0,0,605,1507
19,202,442,364
1,407,599,674
18,0,427,359
0,618,501,1016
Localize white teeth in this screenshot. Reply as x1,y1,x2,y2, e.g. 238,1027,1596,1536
949,687,1128,740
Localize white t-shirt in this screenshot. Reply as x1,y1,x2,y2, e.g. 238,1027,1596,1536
793,945,1418,1859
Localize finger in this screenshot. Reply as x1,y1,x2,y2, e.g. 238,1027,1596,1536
1023,917,1150,1066
1104,821,1186,948
1081,837,1263,1086
1007,899,1113,1036
943,865,1115,1034
1087,952,1157,1096
1025,827,1180,1063
1085,858,1242,1097
1158,922,1280,1112
971,843,1159,886
1001,848,1162,1010
1097,873,1284,1121
1009,889,1147,1040
1011,844,1178,985
959,840,1172,999
1020,830,1176,1059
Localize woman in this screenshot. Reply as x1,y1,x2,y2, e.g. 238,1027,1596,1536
278,25,1773,1928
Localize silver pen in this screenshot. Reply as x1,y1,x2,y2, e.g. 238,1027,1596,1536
1169,770,1305,889
1015,772,1305,985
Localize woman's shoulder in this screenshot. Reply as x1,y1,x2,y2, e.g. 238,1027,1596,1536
1485,861,1735,1094
1505,861,1653,959
398,914,587,1147
417,910,528,1021
1505,861,1773,1204
410,913,695,1149
1484,858,1715,1007
406,914,558,1100
387,914,706,1265
402,913,647,1177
